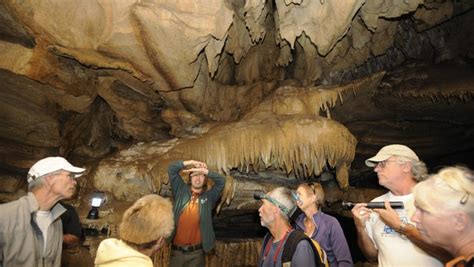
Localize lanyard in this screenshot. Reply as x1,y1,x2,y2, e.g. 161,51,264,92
263,229,292,265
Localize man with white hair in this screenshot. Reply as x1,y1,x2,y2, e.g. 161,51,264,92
258,187,317,266
351,144,448,266
0,156,85,267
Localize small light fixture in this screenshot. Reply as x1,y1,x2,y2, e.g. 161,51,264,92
87,192,105,220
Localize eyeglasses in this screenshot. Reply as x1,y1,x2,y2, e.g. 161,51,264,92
54,172,75,180
376,160,403,168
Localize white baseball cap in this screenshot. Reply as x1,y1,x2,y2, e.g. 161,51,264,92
27,157,85,183
365,144,419,167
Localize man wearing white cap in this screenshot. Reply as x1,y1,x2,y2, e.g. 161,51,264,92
0,156,85,267
351,144,448,266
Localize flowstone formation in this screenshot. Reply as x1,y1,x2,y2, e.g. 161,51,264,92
93,73,383,208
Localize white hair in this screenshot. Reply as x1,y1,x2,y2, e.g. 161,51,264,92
27,170,63,191
268,187,295,220
397,156,428,182
413,166,474,220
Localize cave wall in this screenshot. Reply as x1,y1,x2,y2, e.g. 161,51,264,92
0,0,473,170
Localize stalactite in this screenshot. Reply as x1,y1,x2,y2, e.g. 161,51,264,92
93,74,388,204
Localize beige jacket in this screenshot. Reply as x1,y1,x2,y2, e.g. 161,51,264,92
95,238,153,267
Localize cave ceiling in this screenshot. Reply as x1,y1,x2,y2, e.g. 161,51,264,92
1,0,474,206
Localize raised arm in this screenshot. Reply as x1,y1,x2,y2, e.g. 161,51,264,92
351,203,378,263
181,162,225,203
205,171,226,203
182,160,207,169
168,160,187,194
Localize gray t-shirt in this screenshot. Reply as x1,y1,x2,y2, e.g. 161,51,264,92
261,232,316,267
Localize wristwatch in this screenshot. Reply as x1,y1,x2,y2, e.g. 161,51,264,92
399,221,408,235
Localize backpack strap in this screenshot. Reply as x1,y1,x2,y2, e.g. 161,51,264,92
262,232,272,253
281,230,323,267
311,238,329,267
260,232,272,266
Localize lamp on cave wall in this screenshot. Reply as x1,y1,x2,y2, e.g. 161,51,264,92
87,192,105,220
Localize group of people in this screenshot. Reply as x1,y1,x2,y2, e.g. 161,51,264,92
0,144,472,267
256,144,473,267
0,158,226,267
352,144,473,267
258,184,352,266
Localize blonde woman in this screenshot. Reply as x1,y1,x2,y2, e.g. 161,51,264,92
412,166,474,267
295,182,353,266
95,194,174,267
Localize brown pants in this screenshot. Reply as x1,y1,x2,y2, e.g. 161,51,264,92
170,248,205,267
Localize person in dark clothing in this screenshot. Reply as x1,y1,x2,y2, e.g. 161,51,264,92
60,202,93,267
61,202,84,248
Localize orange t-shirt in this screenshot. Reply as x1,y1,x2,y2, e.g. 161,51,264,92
173,192,202,245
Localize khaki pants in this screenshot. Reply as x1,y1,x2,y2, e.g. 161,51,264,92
170,248,205,267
